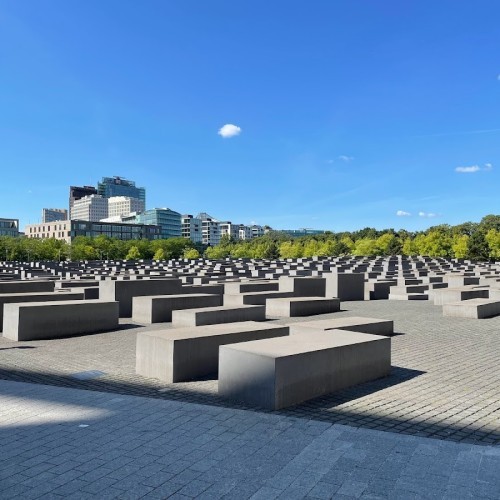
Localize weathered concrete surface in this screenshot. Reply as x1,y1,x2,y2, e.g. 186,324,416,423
132,293,223,323
219,331,391,410
3,300,119,341
288,316,394,336
136,321,289,382
0,291,85,331
171,305,266,327
443,299,500,319
99,279,183,317
266,297,340,317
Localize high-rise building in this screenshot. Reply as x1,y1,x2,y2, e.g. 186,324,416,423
0,218,19,237
42,208,68,223
135,208,181,239
71,195,108,222
181,215,202,244
197,213,221,246
97,176,146,204
69,185,97,212
107,197,145,219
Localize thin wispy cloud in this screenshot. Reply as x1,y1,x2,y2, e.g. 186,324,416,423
456,165,480,173
396,210,411,216
419,211,437,218
338,155,354,162
416,128,500,138
218,124,241,138
455,163,493,173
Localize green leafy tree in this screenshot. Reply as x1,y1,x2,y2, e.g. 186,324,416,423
153,248,166,260
183,248,200,260
485,229,500,259
452,234,470,259
125,245,141,261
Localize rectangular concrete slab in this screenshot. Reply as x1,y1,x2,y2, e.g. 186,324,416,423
442,299,500,319
288,316,394,336
3,300,119,341
136,321,289,382
0,291,85,331
132,293,223,323
219,331,391,410
266,297,340,317
99,279,183,317
171,305,266,327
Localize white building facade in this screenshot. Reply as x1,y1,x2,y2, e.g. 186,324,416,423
107,196,145,219
70,195,108,222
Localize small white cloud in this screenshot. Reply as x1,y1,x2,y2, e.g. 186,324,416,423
396,210,411,216
218,124,241,138
338,155,354,162
419,211,437,218
455,165,480,173
484,163,493,171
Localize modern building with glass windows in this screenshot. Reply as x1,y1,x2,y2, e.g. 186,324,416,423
181,215,202,244
97,176,146,205
0,218,19,237
69,185,97,212
25,220,160,243
42,208,68,223
135,208,181,239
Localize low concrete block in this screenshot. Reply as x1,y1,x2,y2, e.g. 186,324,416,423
3,300,119,341
99,278,183,317
219,331,391,410
0,291,85,331
433,287,489,306
223,291,295,306
266,297,340,317
0,281,55,294
132,293,223,323
136,321,289,382
223,281,279,294
171,305,266,327
288,316,394,336
442,299,500,319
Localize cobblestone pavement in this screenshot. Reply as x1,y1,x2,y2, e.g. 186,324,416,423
1,380,499,500
0,301,499,445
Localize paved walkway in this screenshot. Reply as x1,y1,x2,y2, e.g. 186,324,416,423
1,380,499,500
1,301,499,444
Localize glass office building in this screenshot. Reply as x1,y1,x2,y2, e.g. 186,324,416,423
136,208,181,239
97,176,146,204
0,218,19,237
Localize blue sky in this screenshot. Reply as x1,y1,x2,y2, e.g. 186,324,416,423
1,1,499,232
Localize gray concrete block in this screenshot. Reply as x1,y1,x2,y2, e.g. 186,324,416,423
171,305,266,327
0,292,85,332
433,287,489,306
136,321,289,382
266,297,340,317
442,299,500,319
324,272,365,301
278,277,326,297
99,279,183,317
132,293,223,323
288,316,394,336
223,291,295,306
219,331,391,409
3,300,119,341
0,281,55,294
223,281,279,294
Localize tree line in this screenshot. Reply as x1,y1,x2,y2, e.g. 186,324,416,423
0,214,499,262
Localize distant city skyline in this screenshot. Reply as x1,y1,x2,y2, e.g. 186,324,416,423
1,1,498,231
